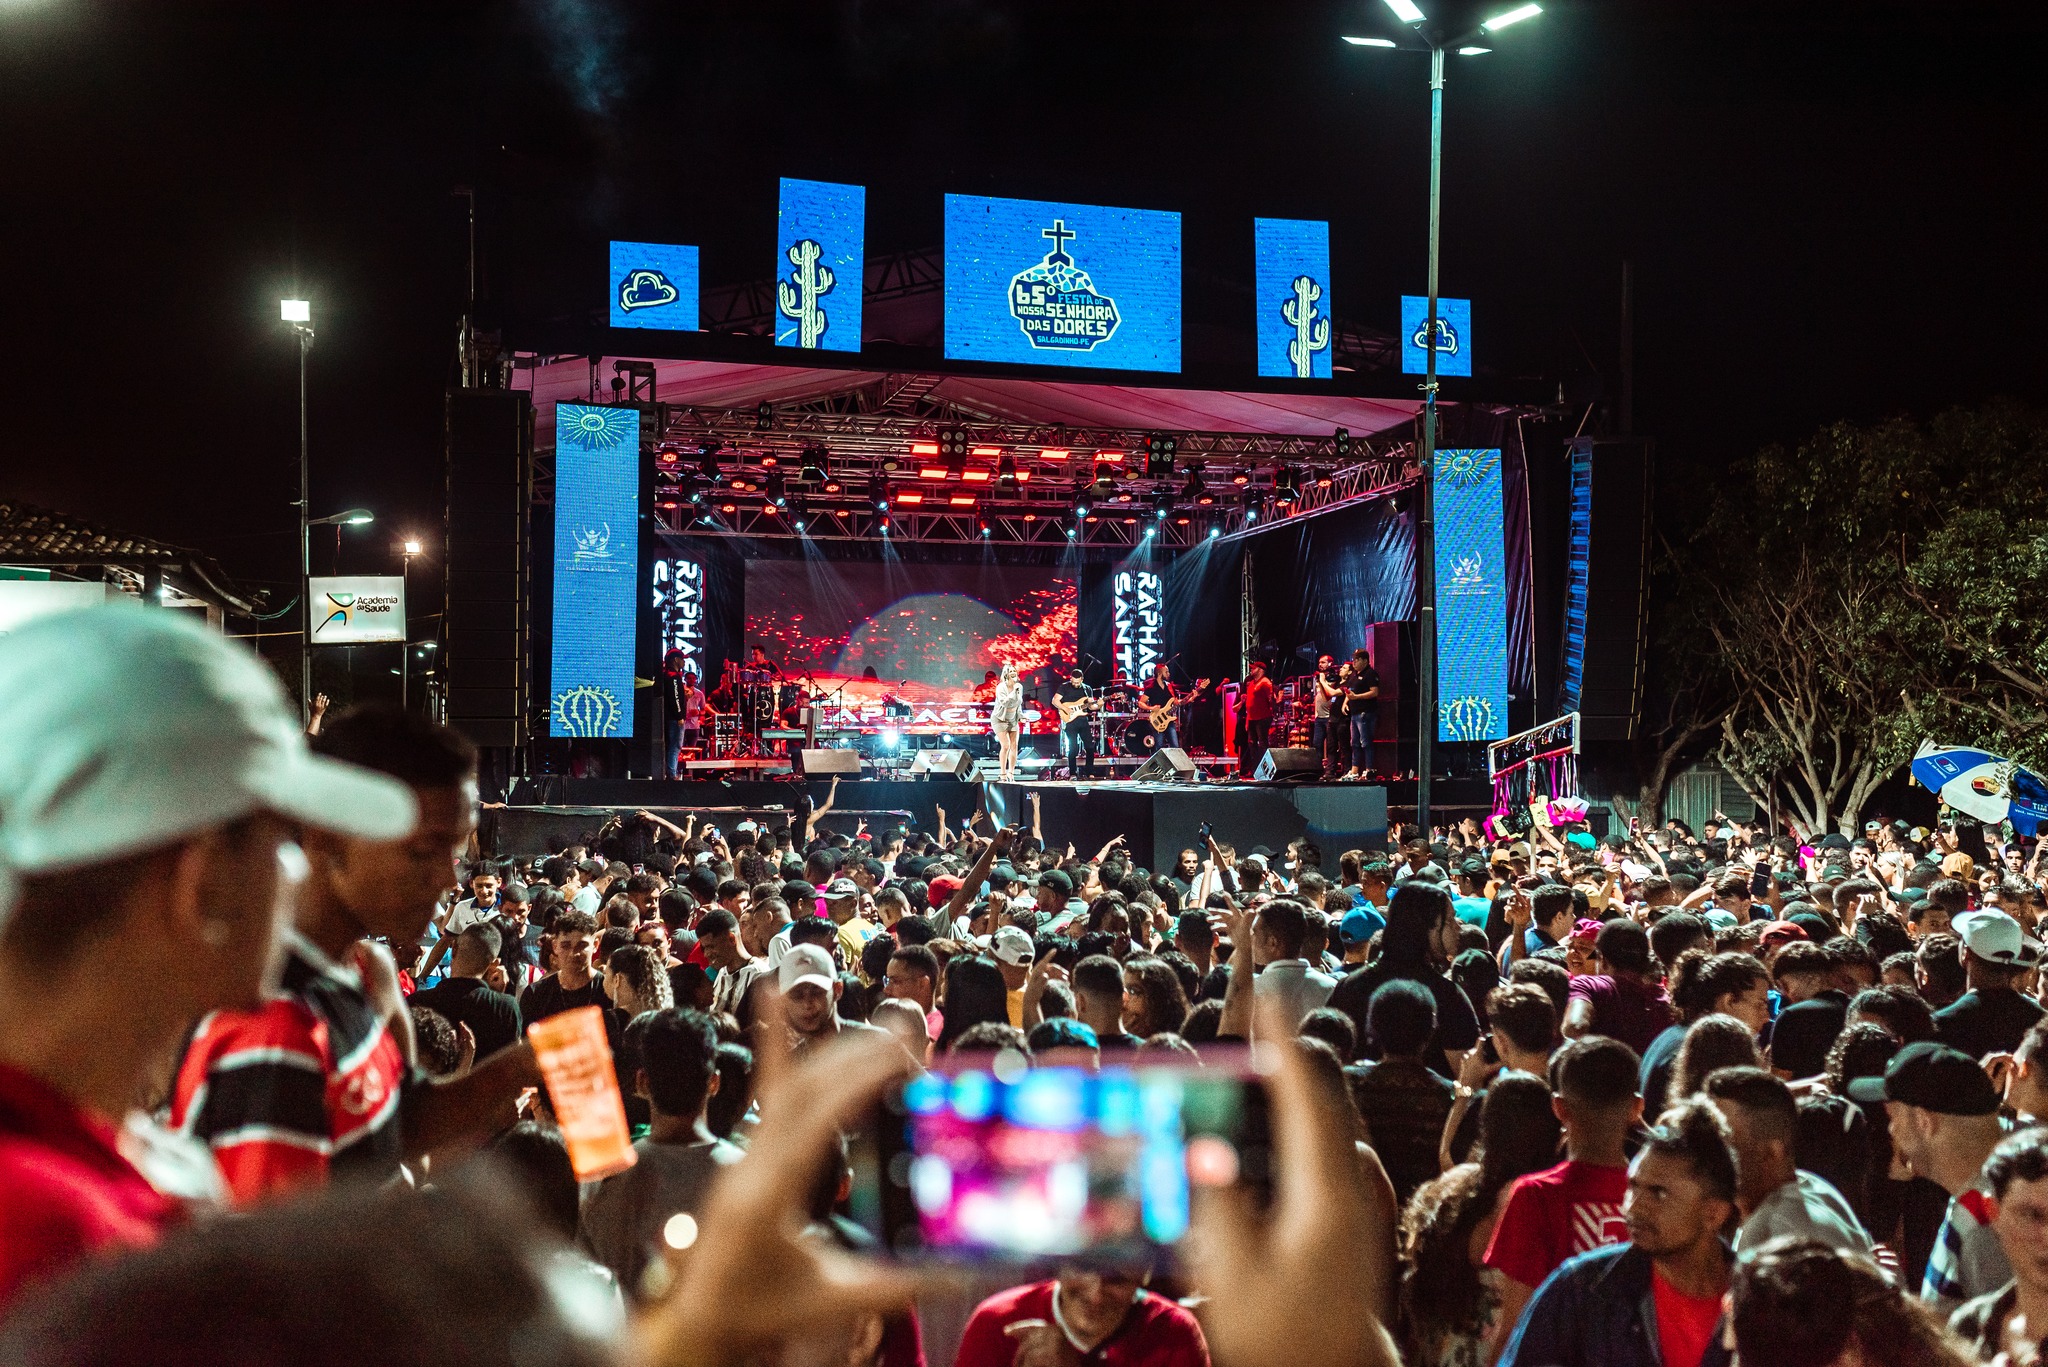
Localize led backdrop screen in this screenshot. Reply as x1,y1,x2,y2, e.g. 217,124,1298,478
743,560,1076,733
550,404,641,737
610,241,700,331
1254,218,1333,380
944,194,1181,372
775,178,864,352
1433,449,1508,742
1401,295,1472,377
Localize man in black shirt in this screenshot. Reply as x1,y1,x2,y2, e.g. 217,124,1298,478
1936,910,2045,1061
1140,663,1181,750
1052,670,1098,778
521,909,608,1025
1341,648,1381,781
407,924,523,1059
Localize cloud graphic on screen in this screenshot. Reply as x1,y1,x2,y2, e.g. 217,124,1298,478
619,268,680,311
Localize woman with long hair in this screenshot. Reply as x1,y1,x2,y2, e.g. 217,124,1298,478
1640,948,1771,1116
1121,957,1190,1038
1398,1072,1563,1366
1731,1237,1978,1367
991,662,1024,782
936,955,1012,1052
1328,881,1481,1076
604,944,673,1018
1667,1012,1764,1106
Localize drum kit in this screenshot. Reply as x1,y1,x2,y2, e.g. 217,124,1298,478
710,666,812,760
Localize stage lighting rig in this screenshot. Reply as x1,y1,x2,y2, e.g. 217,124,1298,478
938,427,969,462
1144,432,1178,477
1151,491,1174,520
1182,464,1212,505
1091,461,1117,492
755,402,774,431
790,496,810,532
1334,426,1351,460
1275,467,1301,507
977,505,992,537
697,441,722,483
997,454,1019,487
766,472,788,507
870,476,889,511
799,444,829,483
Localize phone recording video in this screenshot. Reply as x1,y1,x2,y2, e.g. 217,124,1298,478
850,1057,1269,1267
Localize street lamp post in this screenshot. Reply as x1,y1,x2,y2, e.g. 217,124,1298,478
400,538,422,709
1345,0,1541,836
304,507,374,707
282,298,313,717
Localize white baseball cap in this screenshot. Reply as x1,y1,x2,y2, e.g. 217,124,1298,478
778,942,838,994
0,605,418,919
986,925,1035,967
1953,910,2045,968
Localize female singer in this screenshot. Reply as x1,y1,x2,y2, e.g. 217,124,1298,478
991,661,1024,781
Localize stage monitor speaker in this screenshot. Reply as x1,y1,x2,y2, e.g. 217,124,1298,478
1130,747,1197,782
910,748,974,779
799,748,863,776
1255,747,1321,782
445,389,531,752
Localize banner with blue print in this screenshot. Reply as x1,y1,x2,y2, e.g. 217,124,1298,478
944,194,1181,373
550,404,642,738
1254,219,1333,380
1401,295,1472,377
609,241,699,331
775,178,864,352
1433,448,1508,742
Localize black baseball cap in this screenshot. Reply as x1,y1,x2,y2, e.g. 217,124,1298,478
1845,1040,2000,1115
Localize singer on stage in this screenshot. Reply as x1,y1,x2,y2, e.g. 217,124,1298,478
990,661,1023,781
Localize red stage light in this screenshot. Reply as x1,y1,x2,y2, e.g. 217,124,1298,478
948,494,976,506
759,453,780,467
822,480,843,494
1122,516,1137,524
961,469,990,483
897,490,925,504
1039,448,1070,461
1175,515,1190,524
1085,515,1099,523
971,446,1002,457
1231,470,1251,485
720,502,737,513
1097,450,1127,464
911,442,939,455
1023,513,1038,522
1015,469,1032,482
919,466,950,480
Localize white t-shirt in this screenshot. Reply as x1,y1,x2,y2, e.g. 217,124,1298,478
1736,1170,1876,1258
572,886,601,913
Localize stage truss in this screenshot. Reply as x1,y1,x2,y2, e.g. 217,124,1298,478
529,370,1419,547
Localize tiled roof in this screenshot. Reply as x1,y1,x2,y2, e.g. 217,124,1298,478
0,502,259,612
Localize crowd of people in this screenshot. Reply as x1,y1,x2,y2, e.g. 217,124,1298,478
10,606,2048,1366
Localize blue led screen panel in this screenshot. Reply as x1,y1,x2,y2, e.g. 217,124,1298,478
609,241,699,331
775,178,865,352
944,194,1181,373
1433,448,1509,742
550,403,641,737
1400,295,1473,377
1253,218,1333,379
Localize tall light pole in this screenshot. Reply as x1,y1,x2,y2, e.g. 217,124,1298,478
282,298,314,716
1345,0,1541,836
400,537,422,709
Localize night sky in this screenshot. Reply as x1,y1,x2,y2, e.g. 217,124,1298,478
6,0,2045,603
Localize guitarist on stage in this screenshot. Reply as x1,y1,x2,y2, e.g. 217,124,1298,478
1052,667,1099,779
1140,663,1210,752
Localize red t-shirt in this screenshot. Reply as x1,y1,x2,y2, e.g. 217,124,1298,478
0,1063,181,1308
1481,1158,1630,1290
1652,1267,1725,1367
1244,678,1277,721
954,1281,1209,1367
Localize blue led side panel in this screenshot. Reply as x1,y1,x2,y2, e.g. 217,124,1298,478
550,404,641,737
1560,446,1594,713
609,241,700,331
1400,295,1473,377
944,194,1181,373
775,178,865,352
1434,448,1508,742
1253,219,1333,379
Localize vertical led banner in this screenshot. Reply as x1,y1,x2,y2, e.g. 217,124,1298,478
1560,446,1594,713
1433,449,1508,742
550,404,641,737
650,556,705,679
775,178,865,352
1401,296,1473,377
944,194,1181,372
609,241,700,331
1112,569,1165,682
1253,219,1332,379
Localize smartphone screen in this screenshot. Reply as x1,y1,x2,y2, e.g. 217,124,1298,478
1750,865,1772,898
850,1057,1268,1267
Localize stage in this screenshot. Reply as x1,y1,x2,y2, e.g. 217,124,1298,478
481,774,1497,871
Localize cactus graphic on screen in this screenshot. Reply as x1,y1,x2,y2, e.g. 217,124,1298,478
1281,275,1330,379
777,239,835,349
1441,695,1498,743
552,684,623,738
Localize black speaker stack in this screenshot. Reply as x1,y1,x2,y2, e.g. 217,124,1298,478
443,390,532,753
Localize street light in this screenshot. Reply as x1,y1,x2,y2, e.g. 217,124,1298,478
284,298,316,717
1346,0,1541,833
398,537,423,709
310,508,374,527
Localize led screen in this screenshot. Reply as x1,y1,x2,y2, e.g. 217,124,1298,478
742,560,1076,733
1254,218,1333,379
550,404,641,737
944,194,1180,372
609,240,700,331
1433,448,1508,742
1401,295,1472,377
775,178,865,352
